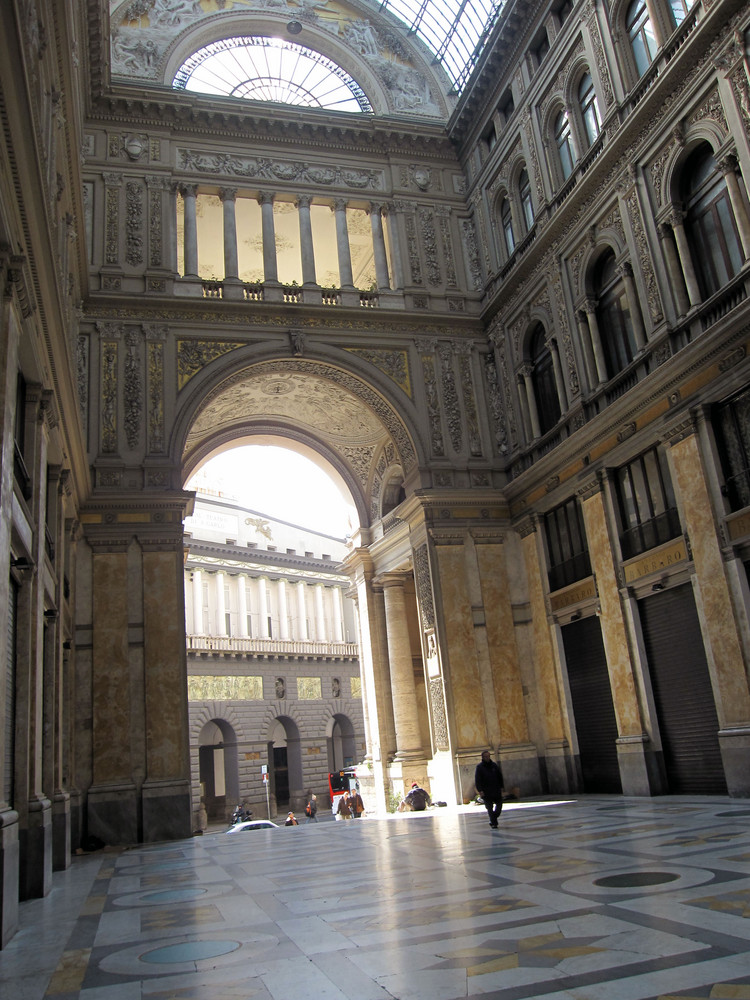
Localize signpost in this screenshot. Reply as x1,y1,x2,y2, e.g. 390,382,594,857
262,764,270,819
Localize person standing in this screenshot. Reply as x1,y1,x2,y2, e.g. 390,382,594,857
336,793,352,820
474,749,504,829
348,787,365,819
305,790,318,822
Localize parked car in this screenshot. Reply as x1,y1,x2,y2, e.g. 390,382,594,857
226,819,279,834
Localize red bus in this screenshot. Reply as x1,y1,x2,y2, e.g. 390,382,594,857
328,767,358,815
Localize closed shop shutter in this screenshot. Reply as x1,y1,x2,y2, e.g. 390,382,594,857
4,577,16,805
562,616,622,793
639,583,726,794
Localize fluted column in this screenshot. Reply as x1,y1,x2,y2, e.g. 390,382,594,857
237,574,248,637
191,569,203,634
658,223,690,316
548,337,568,411
258,191,278,283
369,202,390,290
718,155,750,258
257,576,269,638
296,581,308,640
516,373,533,443
333,198,354,288
215,571,226,636
576,310,598,389
297,195,317,286
583,298,609,383
277,579,289,639
618,262,647,351
180,183,199,277
668,208,702,306
380,573,422,759
520,364,542,440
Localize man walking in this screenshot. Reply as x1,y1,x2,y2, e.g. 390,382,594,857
475,749,504,829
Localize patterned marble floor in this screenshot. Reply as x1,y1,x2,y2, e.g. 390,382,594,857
3,796,750,1000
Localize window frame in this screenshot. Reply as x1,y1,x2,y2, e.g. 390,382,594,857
554,107,576,181
519,168,535,233
578,71,602,149
625,0,658,78
613,445,681,560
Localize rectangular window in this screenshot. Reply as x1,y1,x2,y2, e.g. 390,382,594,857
615,446,681,559
225,611,232,635
544,497,591,592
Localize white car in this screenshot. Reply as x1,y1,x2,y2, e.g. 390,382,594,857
226,819,280,834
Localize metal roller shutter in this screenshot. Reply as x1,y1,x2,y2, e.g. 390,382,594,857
562,616,622,793
639,584,726,794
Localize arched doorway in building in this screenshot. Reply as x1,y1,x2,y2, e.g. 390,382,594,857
328,713,357,771
198,719,240,821
268,716,303,814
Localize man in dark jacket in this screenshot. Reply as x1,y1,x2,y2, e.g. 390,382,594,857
474,750,504,828
403,782,431,811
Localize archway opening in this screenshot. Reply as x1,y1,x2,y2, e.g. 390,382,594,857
198,719,239,822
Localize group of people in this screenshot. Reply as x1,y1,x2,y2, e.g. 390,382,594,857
336,786,365,819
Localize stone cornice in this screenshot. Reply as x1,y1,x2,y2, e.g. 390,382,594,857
184,539,348,579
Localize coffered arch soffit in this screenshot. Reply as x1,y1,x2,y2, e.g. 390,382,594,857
110,0,452,120
178,358,419,527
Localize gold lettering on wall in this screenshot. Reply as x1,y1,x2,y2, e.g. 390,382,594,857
623,537,687,583
726,510,750,542
187,676,263,700
549,576,597,612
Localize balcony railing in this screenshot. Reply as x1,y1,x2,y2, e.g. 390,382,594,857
187,634,359,658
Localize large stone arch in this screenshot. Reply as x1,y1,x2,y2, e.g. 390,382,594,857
173,353,422,529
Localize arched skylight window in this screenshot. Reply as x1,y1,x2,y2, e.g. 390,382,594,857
173,36,373,113
380,0,504,92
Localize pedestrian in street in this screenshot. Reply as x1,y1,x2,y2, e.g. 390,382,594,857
348,787,365,819
305,790,318,822
474,749,504,829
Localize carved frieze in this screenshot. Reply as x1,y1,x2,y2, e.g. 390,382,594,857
177,339,246,390
344,348,411,397
123,329,141,449
404,212,423,285
436,206,457,286
550,261,579,398
76,333,89,429
429,677,449,750
103,174,121,265
624,188,663,323
413,543,435,629
416,339,444,456
586,1,614,107
177,148,384,191
461,216,484,291
484,352,508,455
418,207,441,286
148,339,164,453
100,338,118,454
454,343,482,457
437,343,462,454
147,176,163,267
125,180,144,267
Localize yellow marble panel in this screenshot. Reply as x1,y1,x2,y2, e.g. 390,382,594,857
188,676,263,700
350,676,362,698
92,551,131,784
521,532,565,741
297,677,322,699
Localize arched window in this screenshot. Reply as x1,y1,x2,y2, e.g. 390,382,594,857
626,0,657,77
530,324,561,434
500,197,515,256
594,251,637,378
519,169,534,232
579,72,601,147
669,0,695,28
682,144,743,299
554,109,576,180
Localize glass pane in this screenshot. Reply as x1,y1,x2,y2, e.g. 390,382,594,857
237,197,263,284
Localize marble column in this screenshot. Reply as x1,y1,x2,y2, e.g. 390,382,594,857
219,187,239,280
548,337,568,411
258,192,278,283
191,569,203,634
331,586,344,642
237,574,248,637
314,583,326,641
520,364,542,440
583,299,609,383
383,203,404,290
576,310,598,390
658,223,690,317
369,202,390,290
668,208,702,307
333,198,354,288
215,571,226,636
257,576,269,638
297,195,317,286
667,421,750,795
296,581,308,640
180,183,199,277
619,262,647,351
277,578,289,640
379,574,423,760
718,155,750,258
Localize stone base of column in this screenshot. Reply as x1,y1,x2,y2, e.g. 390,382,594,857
52,791,71,872
377,290,405,309
340,289,360,307
19,795,52,901
88,782,139,846
499,742,543,797
616,735,665,795
222,278,244,301
426,750,457,805
0,808,19,947
69,787,83,855
454,747,486,804
719,727,750,796
142,779,192,843
173,277,203,298
544,739,575,794
388,755,430,803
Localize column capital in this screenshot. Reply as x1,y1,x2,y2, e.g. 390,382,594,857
296,193,313,209
333,197,349,212
582,296,598,314
667,206,686,229
219,187,237,202
717,152,738,176
257,190,275,206
178,182,198,198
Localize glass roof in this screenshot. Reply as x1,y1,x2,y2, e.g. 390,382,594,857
380,0,504,92
174,36,373,113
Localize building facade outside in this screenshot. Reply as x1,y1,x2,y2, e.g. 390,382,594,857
183,486,363,823
1,0,750,949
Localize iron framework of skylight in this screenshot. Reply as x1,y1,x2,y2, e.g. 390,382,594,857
173,36,373,113
378,0,504,93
